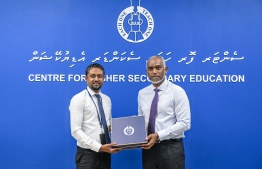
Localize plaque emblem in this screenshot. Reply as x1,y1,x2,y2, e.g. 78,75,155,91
124,125,135,136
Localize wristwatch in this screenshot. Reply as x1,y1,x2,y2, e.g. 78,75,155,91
156,133,160,143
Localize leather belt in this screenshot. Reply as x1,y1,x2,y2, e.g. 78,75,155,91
155,138,182,144
77,146,93,152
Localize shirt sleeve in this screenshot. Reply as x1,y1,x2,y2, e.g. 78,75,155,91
69,95,102,152
138,91,143,116
107,97,112,128
157,88,191,140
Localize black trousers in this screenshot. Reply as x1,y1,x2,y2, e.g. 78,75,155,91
142,139,185,169
75,146,111,169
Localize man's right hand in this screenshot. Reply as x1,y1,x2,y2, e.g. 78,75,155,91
99,142,121,154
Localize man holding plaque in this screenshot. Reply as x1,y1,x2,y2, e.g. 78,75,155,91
69,63,120,169
138,56,191,169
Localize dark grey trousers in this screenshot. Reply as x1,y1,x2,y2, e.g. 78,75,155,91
142,140,185,169
75,146,111,169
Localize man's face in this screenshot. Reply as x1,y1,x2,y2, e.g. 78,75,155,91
146,57,168,86
85,67,104,93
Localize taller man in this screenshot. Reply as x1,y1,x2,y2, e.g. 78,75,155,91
138,56,191,169
69,63,120,169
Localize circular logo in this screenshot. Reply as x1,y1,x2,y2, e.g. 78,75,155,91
124,125,135,136
117,6,154,43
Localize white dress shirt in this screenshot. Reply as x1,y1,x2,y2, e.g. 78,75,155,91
138,79,191,141
69,87,112,152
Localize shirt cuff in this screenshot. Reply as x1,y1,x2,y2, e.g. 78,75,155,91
156,130,165,141
91,141,102,152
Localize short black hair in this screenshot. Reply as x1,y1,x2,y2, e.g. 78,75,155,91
85,63,105,76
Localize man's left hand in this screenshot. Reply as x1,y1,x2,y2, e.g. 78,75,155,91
142,133,158,149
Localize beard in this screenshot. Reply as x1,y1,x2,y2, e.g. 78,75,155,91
149,75,165,85
90,83,102,91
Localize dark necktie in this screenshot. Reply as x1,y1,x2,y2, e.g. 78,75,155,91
148,88,159,135
95,94,111,144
